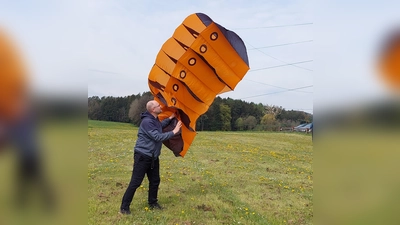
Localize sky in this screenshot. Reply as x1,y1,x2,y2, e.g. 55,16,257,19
86,0,314,113
1,0,399,115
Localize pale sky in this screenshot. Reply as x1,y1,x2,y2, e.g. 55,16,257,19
1,0,399,114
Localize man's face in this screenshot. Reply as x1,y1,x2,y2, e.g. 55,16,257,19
153,103,162,115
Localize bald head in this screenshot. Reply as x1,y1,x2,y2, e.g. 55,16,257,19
146,100,157,111
146,100,162,116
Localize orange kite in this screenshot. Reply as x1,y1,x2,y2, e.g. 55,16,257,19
148,13,250,157
379,28,400,91
0,28,28,124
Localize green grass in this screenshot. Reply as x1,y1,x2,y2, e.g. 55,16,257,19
1,119,87,225
88,120,313,225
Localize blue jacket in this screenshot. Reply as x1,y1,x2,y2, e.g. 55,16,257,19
134,111,174,158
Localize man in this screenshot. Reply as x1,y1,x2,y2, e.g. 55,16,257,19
1,28,54,210
120,100,182,215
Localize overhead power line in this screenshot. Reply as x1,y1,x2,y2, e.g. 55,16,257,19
249,60,313,72
233,22,313,30
89,69,121,75
246,42,313,72
244,79,313,94
241,85,313,99
248,40,313,50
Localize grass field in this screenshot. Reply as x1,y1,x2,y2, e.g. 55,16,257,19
0,119,87,225
88,120,313,225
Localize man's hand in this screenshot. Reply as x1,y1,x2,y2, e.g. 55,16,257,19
172,121,182,135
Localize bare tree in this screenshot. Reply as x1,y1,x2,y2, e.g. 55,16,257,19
128,94,153,125
244,116,257,130
264,104,283,116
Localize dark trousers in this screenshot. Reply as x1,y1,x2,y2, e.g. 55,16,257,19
121,152,160,210
7,113,54,209
0,111,55,210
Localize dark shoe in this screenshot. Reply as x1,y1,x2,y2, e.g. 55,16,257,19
119,209,131,215
149,203,163,210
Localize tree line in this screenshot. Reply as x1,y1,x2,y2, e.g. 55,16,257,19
88,92,312,131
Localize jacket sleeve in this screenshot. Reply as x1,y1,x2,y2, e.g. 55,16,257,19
161,117,172,129
143,119,174,142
